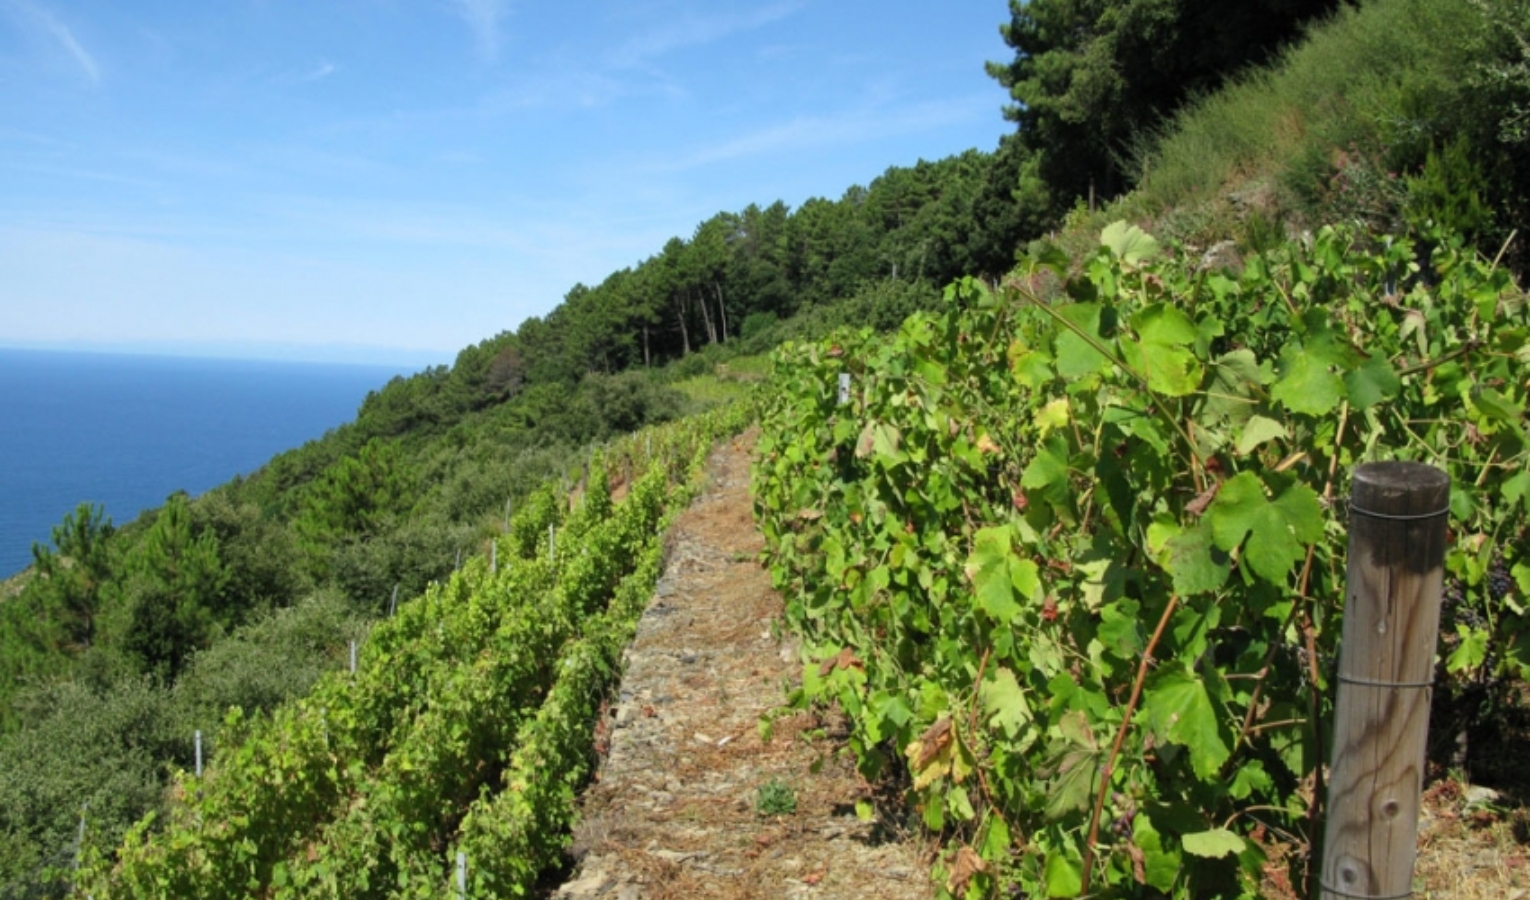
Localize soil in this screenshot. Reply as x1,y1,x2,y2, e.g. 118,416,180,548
552,430,933,900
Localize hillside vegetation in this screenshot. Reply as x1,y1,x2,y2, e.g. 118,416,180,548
1,0,1527,896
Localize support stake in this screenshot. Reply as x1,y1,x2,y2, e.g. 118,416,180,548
1320,462,1449,900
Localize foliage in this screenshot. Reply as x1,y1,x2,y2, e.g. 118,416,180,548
987,0,1344,213
1128,0,1529,272
753,222,1527,897
119,494,232,680
756,779,797,817
78,405,752,899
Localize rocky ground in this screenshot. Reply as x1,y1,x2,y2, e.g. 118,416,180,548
552,430,932,900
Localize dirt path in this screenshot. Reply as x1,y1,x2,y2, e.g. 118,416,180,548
553,431,932,900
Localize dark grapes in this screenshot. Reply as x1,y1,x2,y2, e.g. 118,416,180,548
1487,556,1513,603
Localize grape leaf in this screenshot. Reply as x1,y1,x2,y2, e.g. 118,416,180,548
1271,348,1343,416
1142,664,1229,779
1235,415,1288,456
1045,850,1083,898
1098,599,1144,659
1344,352,1401,409
1101,220,1160,265
1134,816,1180,892
965,526,1040,625
1119,303,1202,397
980,667,1032,739
1207,473,1323,584
1164,520,1230,595
1180,829,1245,859
1053,304,1109,380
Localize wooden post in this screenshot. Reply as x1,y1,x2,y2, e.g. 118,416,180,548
1320,461,1449,900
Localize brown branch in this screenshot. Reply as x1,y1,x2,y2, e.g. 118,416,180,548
1396,339,1480,378
1080,594,1180,897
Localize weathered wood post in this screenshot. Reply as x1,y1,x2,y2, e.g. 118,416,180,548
1321,461,1449,900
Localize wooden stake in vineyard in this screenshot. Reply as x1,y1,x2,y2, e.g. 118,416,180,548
1320,462,1449,900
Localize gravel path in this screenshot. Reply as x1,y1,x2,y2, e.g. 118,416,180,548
552,431,932,900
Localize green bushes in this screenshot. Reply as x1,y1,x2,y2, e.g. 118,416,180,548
1131,0,1529,267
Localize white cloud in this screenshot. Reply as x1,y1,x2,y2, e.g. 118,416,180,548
613,1,803,67
280,59,337,87
448,0,509,63
2,0,99,83
668,96,991,169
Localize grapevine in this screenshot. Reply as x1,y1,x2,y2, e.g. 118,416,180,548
78,402,754,899
753,223,1528,898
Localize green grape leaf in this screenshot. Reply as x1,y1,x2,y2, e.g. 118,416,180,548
1447,624,1489,673
1009,340,1055,387
1235,415,1288,456
1045,850,1084,897
1120,303,1202,397
1143,665,1229,780
1134,816,1180,892
1021,441,1070,491
980,667,1032,739
1207,473,1323,584
1202,349,1269,429
1053,304,1109,380
1041,712,1098,821
1271,348,1343,416
1101,220,1160,265
1164,520,1230,595
1098,598,1144,659
965,526,1039,624
1344,352,1401,410
1180,829,1245,859
981,816,1012,863
856,422,903,461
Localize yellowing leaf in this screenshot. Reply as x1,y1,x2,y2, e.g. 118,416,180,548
1180,828,1245,859
1036,398,1071,437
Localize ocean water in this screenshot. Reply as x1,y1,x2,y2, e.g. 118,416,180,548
0,349,408,578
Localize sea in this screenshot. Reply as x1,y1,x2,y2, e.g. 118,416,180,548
0,349,411,579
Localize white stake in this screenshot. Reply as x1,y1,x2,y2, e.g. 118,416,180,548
389,584,400,617
549,524,556,564
194,730,203,777
349,640,357,674
838,372,851,405
456,851,467,898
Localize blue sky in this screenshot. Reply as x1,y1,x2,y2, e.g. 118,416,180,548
1,1,1012,367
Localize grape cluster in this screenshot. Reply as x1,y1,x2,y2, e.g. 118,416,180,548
1487,556,1514,603
1443,577,1486,628
1108,793,1135,840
